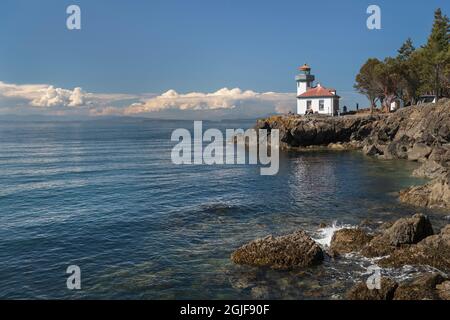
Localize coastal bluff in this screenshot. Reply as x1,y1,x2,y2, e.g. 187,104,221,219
256,99,450,209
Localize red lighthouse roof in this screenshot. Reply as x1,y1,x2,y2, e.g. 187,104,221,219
298,84,339,98
299,64,311,71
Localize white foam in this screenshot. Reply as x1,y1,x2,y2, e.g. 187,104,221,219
313,221,355,247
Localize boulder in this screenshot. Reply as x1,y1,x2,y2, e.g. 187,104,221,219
398,184,432,208
329,228,373,255
400,174,450,209
327,142,357,150
361,214,434,257
393,273,446,300
363,144,381,156
383,213,434,246
384,135,413,159
346,277,398,300
412,160,448,179
428,145,450,162
231,230,324,270
407,143,432,161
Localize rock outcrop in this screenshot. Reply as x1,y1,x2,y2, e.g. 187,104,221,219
378,224,450,272
329,228,373,256
361,213,434,257
231,230,324,270
399,173,450,208
256,114,379,149
324,213,450,272
257,99,450,208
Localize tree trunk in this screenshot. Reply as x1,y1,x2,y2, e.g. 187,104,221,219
435,65,440,103
382,94,396,113
370,99,376,114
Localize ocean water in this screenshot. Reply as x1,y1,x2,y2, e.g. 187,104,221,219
0,119,447,299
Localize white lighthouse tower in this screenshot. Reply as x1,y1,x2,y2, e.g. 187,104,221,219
296,64,315,96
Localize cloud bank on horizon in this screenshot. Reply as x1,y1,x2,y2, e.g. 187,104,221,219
0,80,295,119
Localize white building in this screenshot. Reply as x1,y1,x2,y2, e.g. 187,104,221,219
296,64,340,116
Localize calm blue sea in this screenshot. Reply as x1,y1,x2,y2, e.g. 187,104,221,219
0,119,447,299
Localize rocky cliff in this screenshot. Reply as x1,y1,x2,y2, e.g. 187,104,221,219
256,99,450,209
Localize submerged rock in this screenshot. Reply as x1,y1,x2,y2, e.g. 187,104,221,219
347,274,448,300
251,286,270,299
231,230,324,270
346,277,398,300
393,273,446,300
329,228,373,256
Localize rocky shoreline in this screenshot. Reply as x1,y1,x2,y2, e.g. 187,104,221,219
231,213,450,300
256,99,450,209
230,100,450,300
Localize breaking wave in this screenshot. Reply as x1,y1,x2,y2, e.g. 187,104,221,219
313,221,355,247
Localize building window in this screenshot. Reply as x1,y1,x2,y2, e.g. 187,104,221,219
306,100,312,110
319,100,324,111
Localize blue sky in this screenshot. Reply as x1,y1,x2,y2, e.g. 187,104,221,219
0,0,448,119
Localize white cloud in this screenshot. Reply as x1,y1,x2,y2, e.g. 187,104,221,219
124,88,294,116
0,81,90,108
0,81,140,109
0,81,48,101
30,86,87,107
0,80,296,118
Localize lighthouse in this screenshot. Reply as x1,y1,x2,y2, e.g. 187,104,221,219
296,64,315,96
295,64,340,116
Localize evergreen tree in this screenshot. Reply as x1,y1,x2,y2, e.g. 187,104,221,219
398,38,415,61
396,39,421,105
355,8,449,109
422,8,450,101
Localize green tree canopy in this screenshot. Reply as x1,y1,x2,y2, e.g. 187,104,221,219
355,8,450,111
354,58,382,113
